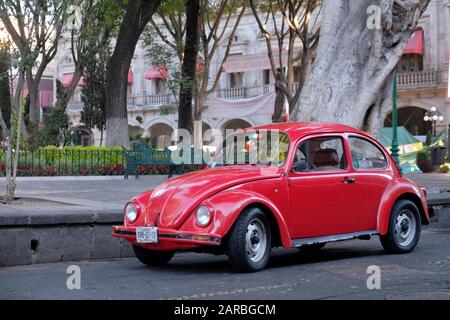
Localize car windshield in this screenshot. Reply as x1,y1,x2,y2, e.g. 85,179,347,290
209,130,290,168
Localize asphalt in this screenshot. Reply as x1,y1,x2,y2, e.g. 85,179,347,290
1,207,449,300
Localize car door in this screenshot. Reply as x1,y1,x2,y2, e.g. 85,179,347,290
288,134,357,239
345,135,393,232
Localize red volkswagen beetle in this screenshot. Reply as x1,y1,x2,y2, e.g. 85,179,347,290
113,122,436,272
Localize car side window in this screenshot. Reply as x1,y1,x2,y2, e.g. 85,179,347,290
348,137,387,170
292,137,347,173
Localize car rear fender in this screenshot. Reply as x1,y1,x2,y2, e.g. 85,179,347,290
206,190,293,248
377,178,429,235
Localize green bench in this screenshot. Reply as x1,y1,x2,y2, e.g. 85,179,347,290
123,142,206,179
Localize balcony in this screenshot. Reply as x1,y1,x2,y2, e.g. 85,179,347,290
217,87,248,99
128,94,171,107
397,70,442,89
67,83,302,114
67,101,83,113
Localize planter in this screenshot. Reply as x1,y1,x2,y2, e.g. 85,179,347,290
417,159,434,173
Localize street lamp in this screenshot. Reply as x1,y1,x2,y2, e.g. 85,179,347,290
423,107,444,136
391,73,400,168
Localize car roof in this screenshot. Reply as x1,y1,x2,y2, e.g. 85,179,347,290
248,122,369,140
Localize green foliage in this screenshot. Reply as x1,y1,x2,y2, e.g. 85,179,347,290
128,125,144,143
80,38,109,134
439,163,450,174
38,146,123,165
36,105,71,147
0,40,11,131
160,104,176,116
135,116,143,124
425,130,433,147
416,149,431,161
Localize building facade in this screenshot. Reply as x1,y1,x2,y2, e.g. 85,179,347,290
58,0,449,147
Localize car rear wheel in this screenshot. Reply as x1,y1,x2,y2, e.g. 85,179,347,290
380,199,421,254
132,245,175,266
227,208,271,272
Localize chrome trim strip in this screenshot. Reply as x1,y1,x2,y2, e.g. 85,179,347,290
292,230,379,247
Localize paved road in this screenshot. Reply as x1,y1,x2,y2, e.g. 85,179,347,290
1,208,449,300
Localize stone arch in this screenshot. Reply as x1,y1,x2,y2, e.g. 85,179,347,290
147,122,174,149
221,118,253,135
384,106,432,136
70,125,94,146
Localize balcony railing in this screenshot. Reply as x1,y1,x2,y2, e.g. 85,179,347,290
397,71,440,88
67,83,302,113
218,87,248,99
67,101,83,113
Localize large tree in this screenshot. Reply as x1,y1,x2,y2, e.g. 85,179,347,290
292,0,430,137
177,0,200,135
250,0,320,122
0,0,69,129
56,0,116,115
145,0,246,141
105,0,162,147
0,39,25,202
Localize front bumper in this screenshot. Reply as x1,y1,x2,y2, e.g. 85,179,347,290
112,225,222,249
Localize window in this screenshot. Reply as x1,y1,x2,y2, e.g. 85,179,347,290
263,69,271,85
154,79,166,94
229,72,243,88
293,137,347,173
209,131,290,168
348,137,387,170
398,54,423,73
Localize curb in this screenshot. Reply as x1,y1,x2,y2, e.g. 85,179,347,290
0,210,133,267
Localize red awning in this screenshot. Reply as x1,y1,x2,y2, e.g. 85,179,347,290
404,29,423,55
145,66,168,80
128,68,133,84
61,73,85,88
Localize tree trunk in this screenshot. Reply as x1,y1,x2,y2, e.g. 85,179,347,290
292,0,430,132
105,0,161,147
26,70,39,125
4,71,24,203
177,0,200,136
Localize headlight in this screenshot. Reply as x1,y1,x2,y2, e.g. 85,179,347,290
196,205,211,226
125,203,138,223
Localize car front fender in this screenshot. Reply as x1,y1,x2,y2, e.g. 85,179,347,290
377,178,429,235
205,189,293,248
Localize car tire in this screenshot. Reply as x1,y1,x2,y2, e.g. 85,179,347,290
380,199,421,254
226,208,272,272
132,245,175,266
297,243,326,254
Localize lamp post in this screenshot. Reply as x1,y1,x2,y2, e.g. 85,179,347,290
423,106,444,137
391,73,400,167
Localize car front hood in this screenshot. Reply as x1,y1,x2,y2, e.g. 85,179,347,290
147,166,281,229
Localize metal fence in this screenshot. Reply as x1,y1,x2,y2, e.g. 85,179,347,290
0,147,205,177
0,148,126,176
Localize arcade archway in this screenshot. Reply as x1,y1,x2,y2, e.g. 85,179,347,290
384,106,432,136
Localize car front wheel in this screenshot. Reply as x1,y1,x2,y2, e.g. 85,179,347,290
380,199,421,253
226,208,272,272
132,245,175,266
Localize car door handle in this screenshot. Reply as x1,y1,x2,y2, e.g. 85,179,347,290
342,177,356,184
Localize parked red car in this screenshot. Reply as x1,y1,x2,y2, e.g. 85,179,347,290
113,122,437,272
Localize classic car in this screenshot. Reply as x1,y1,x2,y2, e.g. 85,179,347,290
112,122,437,272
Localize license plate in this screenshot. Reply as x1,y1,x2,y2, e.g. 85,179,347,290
136,227,158,243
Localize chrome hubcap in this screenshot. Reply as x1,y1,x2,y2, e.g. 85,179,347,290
245,218,267,263
394,210,416,247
